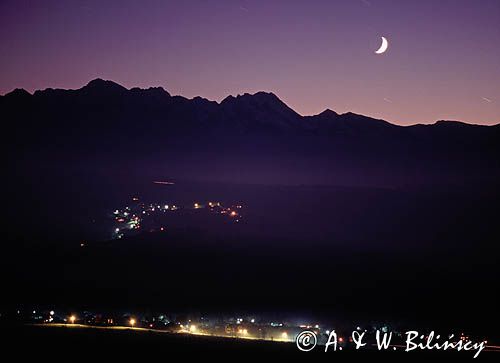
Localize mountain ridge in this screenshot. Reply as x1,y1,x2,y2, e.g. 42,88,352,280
2,78,499,186
3,78,497,128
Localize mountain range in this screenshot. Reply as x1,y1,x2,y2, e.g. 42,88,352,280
2,78,499,186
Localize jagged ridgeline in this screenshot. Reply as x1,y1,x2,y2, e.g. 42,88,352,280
2,79,500,186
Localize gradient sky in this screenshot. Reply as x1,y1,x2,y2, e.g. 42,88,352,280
1,0,499,125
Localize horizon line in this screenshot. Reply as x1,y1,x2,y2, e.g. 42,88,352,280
2,78,498,128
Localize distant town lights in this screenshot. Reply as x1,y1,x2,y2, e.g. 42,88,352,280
108,200,243,241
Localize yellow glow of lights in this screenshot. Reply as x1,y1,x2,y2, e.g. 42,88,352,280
129,318,136,326
189,325,197,332
282,332,288,338
69,315,76,323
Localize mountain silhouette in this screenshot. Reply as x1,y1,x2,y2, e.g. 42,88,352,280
2,78,499,186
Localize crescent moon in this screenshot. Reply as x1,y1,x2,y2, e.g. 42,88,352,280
375,36,389,54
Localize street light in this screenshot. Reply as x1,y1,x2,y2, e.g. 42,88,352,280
129,318,136,327
69,315,76,324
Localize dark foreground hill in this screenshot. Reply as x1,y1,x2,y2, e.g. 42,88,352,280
7,325,495,361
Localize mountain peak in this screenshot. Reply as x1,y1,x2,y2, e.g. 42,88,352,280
4,88,32,98
318,108,339,117
252,91,280,99
435,120,474,126
221,90,299,115
130,86,171,98
81,78,128,94
221,91,282,104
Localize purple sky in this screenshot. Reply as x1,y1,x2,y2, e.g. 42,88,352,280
1,0,499,125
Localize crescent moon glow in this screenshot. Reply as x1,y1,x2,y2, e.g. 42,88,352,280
375,36,389,54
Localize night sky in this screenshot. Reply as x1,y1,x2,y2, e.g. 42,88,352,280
1,0,499,125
